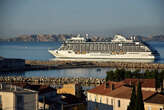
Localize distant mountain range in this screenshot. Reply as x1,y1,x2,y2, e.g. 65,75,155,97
0,34,164,42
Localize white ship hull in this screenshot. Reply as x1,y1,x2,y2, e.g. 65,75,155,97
48,50,155,60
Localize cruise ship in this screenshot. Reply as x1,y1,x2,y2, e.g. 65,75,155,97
48,34,159,61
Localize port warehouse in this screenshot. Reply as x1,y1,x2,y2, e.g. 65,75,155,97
0,57,25,71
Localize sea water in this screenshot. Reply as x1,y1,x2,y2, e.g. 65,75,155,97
0,41,164,78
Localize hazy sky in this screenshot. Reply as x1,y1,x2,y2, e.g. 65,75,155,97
0,0,164,38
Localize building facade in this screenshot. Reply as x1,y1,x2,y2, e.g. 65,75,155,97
0,84,38,110
57,83,82,97
87,79,162,110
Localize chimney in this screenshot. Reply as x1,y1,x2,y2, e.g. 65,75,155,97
129,80,132,86
111,83,115,91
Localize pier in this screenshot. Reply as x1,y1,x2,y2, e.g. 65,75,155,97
0,77,105,85
1,59,164,72
25,60,164,70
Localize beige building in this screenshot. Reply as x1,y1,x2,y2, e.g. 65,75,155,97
145,93,164,110
57,83,82,97
87,79,161,110
0,84,38,110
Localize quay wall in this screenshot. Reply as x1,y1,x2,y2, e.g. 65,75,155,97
0,77,105,85
25,60,164,69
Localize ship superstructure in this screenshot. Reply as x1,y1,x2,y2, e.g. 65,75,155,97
48,35,159,60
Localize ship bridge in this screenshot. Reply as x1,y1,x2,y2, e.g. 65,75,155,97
65,34,86,43
111,35,133,43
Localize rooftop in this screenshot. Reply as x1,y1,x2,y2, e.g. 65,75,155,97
88,79,156,100
12,83,56,94
108,86,155,100
145,93,164,104
124,78,156,88
88,81,124,96
0,84,37,93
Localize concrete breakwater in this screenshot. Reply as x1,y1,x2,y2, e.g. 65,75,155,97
25,60,164,70
0,77,105,85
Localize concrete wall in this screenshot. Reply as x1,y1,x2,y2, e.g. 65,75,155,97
145,103,164,110
112,98,130,110
88,92,164,110
87,92,113,110
15,93,38,110
0,92,15,110
87,92,131,110
0,91,38,110
57,84,76,95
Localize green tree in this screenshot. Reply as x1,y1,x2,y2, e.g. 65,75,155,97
153,70,160,90
136,81,145,110
159,70,164,92
106,70,114,81
132,69,140,78
127,85,136,110
125,70,132,78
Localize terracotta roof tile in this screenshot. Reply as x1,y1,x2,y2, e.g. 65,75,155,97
88,79,155,100
145,93,164,104
88,81,125,96
108,86,155,100
124,78,156,88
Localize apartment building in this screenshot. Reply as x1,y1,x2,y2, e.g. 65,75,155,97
145,93,164,110
87,79,163,110
0,84,38,110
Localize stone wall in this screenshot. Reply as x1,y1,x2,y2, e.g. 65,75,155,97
0,77,105,85
26,60,164,69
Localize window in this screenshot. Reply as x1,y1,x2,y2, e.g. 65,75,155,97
89,95,91,101
0,95,2,104
16,95,24,110
100,97,102,103
106,98,108,104
111,99,113,105
118,100,120,107
148,106,152,110
0,95,2,110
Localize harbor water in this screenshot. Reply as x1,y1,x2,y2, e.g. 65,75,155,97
0,41,164,78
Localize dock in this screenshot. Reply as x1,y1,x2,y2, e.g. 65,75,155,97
25,60,164,70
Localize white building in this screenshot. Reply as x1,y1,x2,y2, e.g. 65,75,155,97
0,84,38,110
